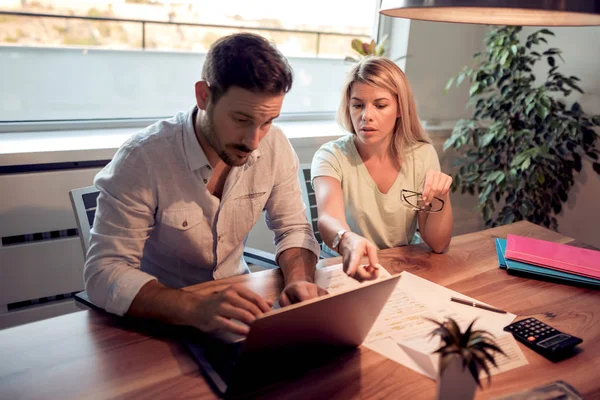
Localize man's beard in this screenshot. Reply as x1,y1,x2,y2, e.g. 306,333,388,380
201,106,252,167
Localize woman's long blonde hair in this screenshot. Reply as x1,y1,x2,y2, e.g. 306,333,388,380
337,56,430,160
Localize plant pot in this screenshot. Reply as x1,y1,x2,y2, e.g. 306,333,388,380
436,355,478,400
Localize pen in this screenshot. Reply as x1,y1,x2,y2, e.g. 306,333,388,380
450,297,507,314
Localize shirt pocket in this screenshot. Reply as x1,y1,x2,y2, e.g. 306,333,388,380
157,208,206,253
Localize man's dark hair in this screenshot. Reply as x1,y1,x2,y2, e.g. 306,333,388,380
202,33,294,104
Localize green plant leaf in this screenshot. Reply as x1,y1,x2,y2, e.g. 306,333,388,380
503,213,516,224
375,36,388,55
480,133,495,147
367,39,376,55
483,205,492,222
495,172,505,185
525,92,536,105
351,39,364,55
444,77,455,94
469,82,480,97
536,105,549,120
539,29,555,36
516,129,532,138
536,173,545,184
499,49,510,66
540,96,551,108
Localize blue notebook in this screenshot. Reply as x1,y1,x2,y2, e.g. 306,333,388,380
495,238,600,288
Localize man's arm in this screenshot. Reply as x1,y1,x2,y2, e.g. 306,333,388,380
127,280,271,335
263,131,324,304
277,247,326,306
84,142,160,315
86,142,270,334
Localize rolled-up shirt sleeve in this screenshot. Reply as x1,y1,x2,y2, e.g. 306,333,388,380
264,134,320,262
84,141,158,316
310,144,342,186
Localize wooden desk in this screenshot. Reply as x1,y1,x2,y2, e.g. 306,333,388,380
1,221,599,399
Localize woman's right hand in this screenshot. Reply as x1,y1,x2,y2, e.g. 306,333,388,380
338,232,380,281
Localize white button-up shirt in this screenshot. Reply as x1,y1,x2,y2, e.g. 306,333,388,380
84,107,319,316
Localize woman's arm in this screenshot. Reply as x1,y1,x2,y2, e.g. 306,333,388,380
417,170,454,253
313,176,379,278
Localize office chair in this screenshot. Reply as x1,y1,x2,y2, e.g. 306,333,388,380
298,165,334,258
68,186,278,310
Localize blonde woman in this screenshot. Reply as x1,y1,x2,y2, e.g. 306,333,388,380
311,57,453,279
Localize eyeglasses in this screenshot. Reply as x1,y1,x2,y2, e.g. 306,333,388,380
401,189,445,213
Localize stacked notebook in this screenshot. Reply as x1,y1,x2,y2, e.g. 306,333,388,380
495,234,600,288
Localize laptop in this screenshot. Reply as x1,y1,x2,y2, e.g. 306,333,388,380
184,273,401,397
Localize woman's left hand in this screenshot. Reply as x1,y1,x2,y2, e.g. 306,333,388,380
421,170,452,206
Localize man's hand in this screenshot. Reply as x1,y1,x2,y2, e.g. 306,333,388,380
276,247,327,306
279,280,328,307
187,284,272,336
339,232,380,281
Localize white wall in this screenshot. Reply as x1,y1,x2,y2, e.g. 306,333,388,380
404,21,488,123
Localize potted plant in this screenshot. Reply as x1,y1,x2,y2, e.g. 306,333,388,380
444,26,600,229
429,318,505,400
345,35,407,63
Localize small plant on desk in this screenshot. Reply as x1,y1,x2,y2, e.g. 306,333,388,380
428,317,505,400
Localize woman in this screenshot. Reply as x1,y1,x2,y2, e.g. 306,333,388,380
311,57,453,279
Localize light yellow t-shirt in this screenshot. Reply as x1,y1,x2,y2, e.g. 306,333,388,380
311,134,441,250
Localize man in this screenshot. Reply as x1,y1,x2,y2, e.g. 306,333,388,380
84,33,325,336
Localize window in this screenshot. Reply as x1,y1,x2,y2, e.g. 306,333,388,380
0,0,380,124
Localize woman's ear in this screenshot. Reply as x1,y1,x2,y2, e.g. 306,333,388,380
195,81,211,110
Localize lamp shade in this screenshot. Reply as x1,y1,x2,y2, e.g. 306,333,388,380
379,0,600,26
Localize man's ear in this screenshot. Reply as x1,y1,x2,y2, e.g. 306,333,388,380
195,81,211,110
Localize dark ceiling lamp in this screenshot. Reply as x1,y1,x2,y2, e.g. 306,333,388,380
379,0,600,26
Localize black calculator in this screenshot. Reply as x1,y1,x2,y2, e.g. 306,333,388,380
504,318,582,360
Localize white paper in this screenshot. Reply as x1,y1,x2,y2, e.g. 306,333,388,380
317,264,529,379
315,264,392,295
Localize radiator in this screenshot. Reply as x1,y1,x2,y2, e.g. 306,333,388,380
0,164,107,329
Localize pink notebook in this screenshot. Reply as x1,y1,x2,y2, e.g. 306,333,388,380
505,234,600,280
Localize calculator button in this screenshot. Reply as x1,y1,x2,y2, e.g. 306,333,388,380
527,336,536,342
